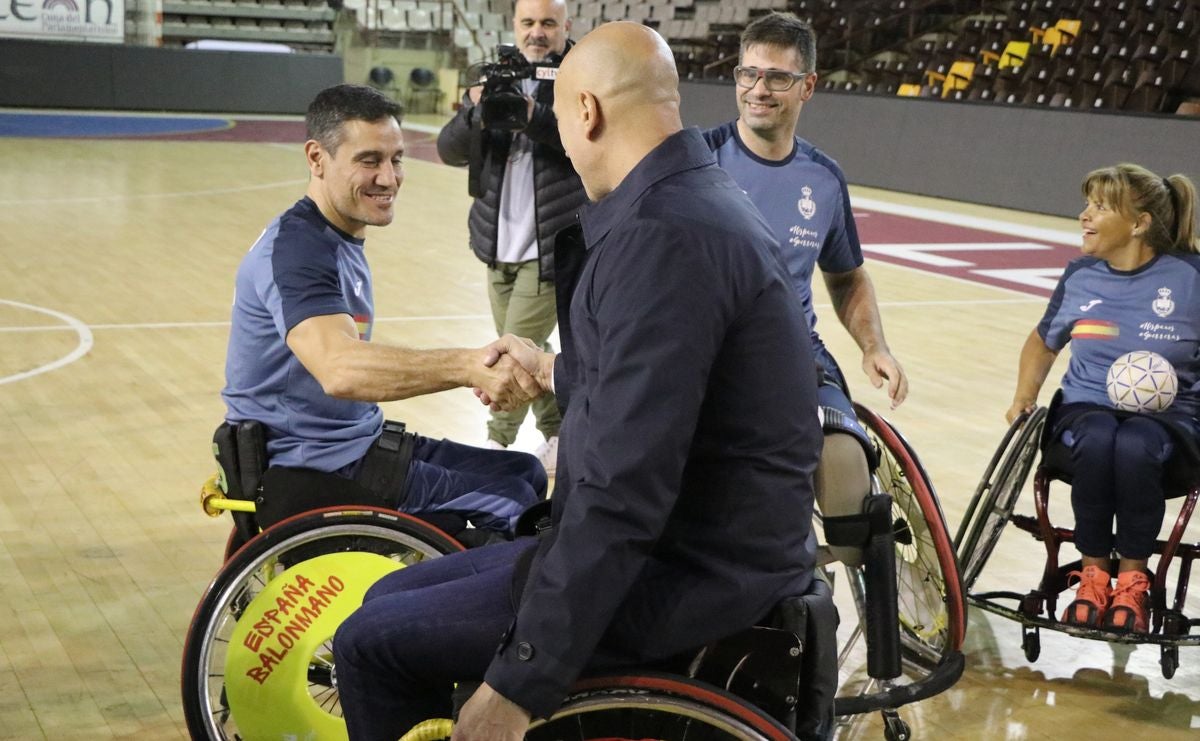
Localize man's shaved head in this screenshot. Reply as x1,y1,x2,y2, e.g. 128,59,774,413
553,22,682,199
556,21,679,111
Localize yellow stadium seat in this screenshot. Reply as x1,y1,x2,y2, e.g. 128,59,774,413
897,83,922,97
999,40,1029,68
1043,19,1081,53
944,61,975,96
925,60,975,98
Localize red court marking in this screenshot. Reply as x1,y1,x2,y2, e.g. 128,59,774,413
146,119,308,142
852,209,1080,298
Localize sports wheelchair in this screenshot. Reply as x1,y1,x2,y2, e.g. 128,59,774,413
181,405,965,740
819,403,966,741
955,398,1200,679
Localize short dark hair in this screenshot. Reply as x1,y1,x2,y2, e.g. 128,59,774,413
740,12,817,72
305,84,403,153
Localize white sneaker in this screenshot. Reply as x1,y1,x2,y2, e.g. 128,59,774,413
534,435,558,477
484,439,507,450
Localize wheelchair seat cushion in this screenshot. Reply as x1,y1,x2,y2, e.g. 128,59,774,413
1044,401,1200,496
257,466,392,530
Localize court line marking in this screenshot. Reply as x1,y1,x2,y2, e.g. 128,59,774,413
0,298,1042,335
865,297,1042,307
852,195,1079,247
0,179,308,206
862,250,1057,300
0,300,93,386
403,123,444,135
0,315,496,332
0,107,305,122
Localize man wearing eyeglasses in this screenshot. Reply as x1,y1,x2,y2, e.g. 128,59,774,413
704,11,908,567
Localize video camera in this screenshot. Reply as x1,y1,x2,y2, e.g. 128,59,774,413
473,43,560,131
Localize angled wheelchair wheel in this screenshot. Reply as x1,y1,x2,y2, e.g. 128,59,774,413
855,404,966,661
181,507,464,741
528,674,798,741
830,405,966,718
954,406,1047,591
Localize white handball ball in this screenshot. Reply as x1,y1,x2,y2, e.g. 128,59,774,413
1105,350,1178,413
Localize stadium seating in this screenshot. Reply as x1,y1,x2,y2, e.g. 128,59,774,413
160,0,1199,115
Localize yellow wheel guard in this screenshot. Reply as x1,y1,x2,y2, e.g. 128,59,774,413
224,551,403,740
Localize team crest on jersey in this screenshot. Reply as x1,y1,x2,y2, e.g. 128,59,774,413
797,186,817,220
1152,287,1175,318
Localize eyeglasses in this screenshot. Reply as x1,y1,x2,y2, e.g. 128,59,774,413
734,65,811,92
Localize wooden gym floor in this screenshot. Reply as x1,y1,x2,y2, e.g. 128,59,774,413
0,112,1196,739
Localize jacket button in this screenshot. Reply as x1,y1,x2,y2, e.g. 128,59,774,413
516,642,534,661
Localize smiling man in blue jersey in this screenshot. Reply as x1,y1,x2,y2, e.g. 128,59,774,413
703,12,908,567
222,84,546,537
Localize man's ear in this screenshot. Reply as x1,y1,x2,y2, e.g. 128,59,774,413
799,72,818,102
304,140,324,177
580,90,602,140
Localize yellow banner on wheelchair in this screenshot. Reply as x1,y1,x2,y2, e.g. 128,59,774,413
225,551,403,741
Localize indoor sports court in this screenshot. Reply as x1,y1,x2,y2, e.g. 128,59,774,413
3,1,1200,739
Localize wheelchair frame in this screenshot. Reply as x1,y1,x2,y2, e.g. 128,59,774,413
183,405,965,740
956,406,1200,679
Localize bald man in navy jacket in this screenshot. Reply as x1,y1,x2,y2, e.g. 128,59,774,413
334,22,822,741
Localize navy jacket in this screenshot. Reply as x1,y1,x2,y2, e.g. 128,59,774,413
484,127,822,717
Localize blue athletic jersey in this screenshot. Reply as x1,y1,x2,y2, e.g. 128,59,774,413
1038,253,1200,417
222,196,383,472
703,121,863,349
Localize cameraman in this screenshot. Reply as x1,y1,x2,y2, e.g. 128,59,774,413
437,0,586,476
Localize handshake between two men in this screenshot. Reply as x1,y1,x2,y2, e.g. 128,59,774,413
472,334,556,412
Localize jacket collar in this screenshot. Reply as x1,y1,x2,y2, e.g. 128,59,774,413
579,127,715,248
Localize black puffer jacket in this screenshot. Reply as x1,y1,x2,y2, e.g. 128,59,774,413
436,44,587,281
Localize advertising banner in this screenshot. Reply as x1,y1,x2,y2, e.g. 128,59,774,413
1,0,125,43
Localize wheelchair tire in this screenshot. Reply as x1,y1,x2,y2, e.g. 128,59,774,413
528,673,798,741
223,525,247,562
855,404,966,659
955,407,1047,592
181,506,464,741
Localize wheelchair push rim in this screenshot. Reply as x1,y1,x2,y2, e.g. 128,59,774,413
955,406,1047,592
529,673,799,741
181,507,463,741
952,405,1034,547
854,403,966,656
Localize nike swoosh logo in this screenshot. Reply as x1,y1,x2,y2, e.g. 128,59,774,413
1080,299,1102,311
